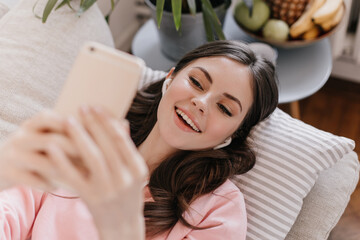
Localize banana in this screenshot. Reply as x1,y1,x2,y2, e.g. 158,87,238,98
290,0,326,38
303,26,321,40
320,3,344,31
312,0,343,24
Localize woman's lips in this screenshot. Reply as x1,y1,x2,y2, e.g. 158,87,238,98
173,107,201,133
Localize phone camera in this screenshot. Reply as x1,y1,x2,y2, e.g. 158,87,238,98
89,47,95,52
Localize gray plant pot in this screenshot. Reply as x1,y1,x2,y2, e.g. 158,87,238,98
145,0,228,61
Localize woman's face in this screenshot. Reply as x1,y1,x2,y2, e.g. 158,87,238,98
157,56,253,150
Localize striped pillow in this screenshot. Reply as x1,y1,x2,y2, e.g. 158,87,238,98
232,108,355,240
140,68,355,240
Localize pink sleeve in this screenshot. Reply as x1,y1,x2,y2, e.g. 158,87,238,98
0,186,45,240
183,189,247,240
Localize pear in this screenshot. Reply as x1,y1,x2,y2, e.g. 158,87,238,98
263,19,290,41
234,0,270,32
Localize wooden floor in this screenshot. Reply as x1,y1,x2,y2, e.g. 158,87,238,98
280,77,360,239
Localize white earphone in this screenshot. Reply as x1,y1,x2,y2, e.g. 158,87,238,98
213,137,232,150
162,78,172,95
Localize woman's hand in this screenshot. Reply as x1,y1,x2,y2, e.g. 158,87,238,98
47,106,148,240
0,111,77,191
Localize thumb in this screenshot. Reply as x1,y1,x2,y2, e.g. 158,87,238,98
120,119,130,135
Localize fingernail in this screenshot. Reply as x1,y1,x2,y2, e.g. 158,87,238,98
67,116,77,126
121,120,130,132
93,106,103,113
80,105,90,115
93,106,106,118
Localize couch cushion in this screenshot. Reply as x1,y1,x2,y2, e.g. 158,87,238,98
0,3,8,19
286,151,359,240
0,0,114,141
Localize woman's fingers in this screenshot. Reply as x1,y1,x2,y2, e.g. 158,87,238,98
78,106,127,182
15,132,79,158
92,107,148,182
12,151,54,177
47,144,86,192
4,167,54,192
22,110,66,133
64,115,108,181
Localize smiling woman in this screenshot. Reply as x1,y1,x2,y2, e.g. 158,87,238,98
126,40,279,237
0,40,278,240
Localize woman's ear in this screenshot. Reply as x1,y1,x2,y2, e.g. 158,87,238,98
165,67,175,79
162,68,175,96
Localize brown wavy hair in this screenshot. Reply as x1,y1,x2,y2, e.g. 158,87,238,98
126,40,278,237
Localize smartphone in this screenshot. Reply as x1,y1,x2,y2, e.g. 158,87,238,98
52,42,145,197
54,42,145,119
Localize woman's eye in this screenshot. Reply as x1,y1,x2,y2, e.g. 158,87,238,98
189,76,203,90
218,103,232,117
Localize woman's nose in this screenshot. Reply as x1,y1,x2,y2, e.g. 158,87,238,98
191,97,207,114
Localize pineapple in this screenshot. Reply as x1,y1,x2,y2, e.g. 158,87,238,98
265,0,310,26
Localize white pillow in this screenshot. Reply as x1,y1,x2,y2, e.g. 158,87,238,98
0,0,114,141
232,109,354,239
140,68,355,240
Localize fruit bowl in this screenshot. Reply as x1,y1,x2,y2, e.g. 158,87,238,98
234,19,340,48
233,1,346,49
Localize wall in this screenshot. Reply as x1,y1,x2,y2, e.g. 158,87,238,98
330,0,360,83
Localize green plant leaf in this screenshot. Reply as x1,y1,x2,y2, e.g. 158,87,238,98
42,0,59,23
156,0,165,28
201,0,225,40
172,0,182,31
187,0,196,15
32,0,42,19
55,0,74,11
78,0,97,15
111,0,115,9
200,0,219,25
202,3,214,41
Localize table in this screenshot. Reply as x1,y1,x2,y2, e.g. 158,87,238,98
132,12,333,117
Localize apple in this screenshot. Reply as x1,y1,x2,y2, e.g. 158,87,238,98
234,0,270,32
262,19,290,41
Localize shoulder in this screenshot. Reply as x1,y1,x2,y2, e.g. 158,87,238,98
195,179,245,208
213,179,243,196
177,180,248,239
194,179,246,217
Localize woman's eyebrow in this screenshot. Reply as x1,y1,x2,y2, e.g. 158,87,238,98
224,93,243,112
193,67,212,84
192,66,243,112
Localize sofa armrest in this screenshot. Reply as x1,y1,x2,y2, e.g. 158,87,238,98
286,151,360,240
0,2,8,19
0,0,114,141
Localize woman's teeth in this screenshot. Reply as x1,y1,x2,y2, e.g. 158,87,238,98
175,109,200,132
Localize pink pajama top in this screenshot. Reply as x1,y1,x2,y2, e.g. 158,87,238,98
0,180,247,240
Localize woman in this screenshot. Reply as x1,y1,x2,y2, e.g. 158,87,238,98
0,40,278,239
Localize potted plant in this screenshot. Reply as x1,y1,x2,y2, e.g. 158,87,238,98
146,0,231,60
40,0,231,60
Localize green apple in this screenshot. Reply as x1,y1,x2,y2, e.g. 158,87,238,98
262,19,290,41
234,0,270,32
